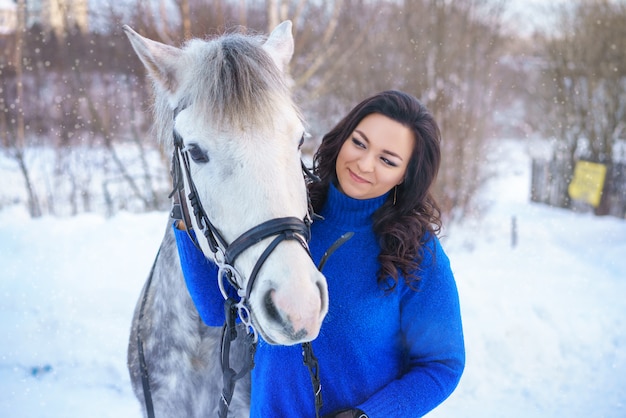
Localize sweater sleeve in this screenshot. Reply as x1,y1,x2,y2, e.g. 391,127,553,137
358,237,465,417
173,223,234,326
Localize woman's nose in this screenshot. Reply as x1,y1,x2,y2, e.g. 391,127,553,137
357,153,375,173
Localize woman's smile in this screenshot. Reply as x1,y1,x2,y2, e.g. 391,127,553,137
348,168,370,184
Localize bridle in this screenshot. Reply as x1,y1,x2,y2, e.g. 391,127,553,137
170,126,314,339
136,108,352,418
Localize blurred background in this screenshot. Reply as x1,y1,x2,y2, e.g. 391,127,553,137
2,2,626,417
1,0,624,222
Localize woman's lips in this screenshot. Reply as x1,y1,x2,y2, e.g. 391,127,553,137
348,169,369,184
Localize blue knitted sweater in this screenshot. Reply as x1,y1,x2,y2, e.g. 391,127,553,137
174,183,465,417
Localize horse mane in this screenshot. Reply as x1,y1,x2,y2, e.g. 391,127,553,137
151,30,299,146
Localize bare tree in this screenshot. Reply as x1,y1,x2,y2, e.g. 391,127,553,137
396,0,508,218
288,0,386,140
5,0,42,217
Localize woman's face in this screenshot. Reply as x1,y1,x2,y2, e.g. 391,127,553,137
335,113,414,200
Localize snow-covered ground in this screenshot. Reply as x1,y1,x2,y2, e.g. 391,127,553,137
431,139,626,417
1,138,625,417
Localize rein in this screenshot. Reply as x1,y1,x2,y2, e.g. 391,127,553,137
136,118,352,418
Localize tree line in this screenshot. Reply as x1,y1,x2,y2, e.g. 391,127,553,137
1,0,624,219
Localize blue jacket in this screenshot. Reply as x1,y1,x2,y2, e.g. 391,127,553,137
174,183,465,417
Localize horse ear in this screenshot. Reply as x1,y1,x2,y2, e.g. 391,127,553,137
123,25,183,94
263,20,294,73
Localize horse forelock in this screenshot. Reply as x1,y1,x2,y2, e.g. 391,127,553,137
152,31,299,146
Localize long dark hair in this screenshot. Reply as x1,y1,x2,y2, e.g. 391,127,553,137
309,90,442,291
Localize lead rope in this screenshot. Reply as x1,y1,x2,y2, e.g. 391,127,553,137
302,341,322,417
219,298,257,418
137,248,160,418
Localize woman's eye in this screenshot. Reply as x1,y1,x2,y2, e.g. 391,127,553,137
186,143,210,163
298,134,305,149
351,137,366,148
381,157,398,167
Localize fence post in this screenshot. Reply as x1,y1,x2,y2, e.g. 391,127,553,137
511,215,517,249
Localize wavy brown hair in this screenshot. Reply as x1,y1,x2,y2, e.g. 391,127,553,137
309,90,442,292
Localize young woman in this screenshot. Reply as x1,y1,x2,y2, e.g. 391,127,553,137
174,90,465,417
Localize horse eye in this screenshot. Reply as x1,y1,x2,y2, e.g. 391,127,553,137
186,143,210,163
299,132,310,149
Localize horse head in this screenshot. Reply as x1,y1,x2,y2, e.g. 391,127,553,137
124,22,328,346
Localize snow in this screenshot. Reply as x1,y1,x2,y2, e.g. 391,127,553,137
431,140,626,417
1,138,625,417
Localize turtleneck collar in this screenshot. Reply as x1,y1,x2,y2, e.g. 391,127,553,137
319,182,390,229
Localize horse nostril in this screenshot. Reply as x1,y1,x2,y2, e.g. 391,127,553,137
264,290,282,324
316,281,327,313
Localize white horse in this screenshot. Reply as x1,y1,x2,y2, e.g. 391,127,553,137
124,21,328,418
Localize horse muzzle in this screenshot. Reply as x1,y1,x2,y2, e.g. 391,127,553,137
254,270,328,345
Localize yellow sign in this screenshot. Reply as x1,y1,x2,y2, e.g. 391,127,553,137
568,160,607,207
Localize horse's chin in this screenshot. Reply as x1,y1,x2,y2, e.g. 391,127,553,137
258,330,315,346
258,330,281,346
253,314,319,346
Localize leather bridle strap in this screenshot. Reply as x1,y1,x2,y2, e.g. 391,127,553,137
173,130,229,255
225,217,310,266
226,216,311,301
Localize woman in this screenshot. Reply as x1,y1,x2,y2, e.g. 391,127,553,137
174,90,465,417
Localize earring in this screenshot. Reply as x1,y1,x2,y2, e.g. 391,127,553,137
393,186,397,205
